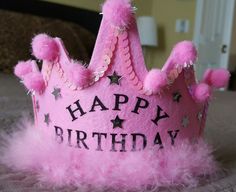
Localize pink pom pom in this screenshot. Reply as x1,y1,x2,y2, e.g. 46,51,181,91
14,60,35,78
23,72,45,93
202,69,213,85
68,62,93,87
171,41,197,66
32,34,59,61
203,68,230,88
102,0,133,28
144,69,167,94
192,83,211,103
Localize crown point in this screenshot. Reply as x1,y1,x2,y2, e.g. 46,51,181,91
102,0,133,29
68,62,93,88
203,68,230,89
192,83,211,103
14,60,35,79
144,69,167,94
32,34,59,61
23,72,45,93
172,41,197,66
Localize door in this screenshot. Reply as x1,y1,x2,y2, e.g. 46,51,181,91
194,0,235,80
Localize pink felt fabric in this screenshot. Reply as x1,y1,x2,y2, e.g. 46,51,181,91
89,12,148,81
35,37,204,148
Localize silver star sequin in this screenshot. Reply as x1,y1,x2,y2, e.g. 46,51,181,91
107,71,122,85
181,116,189,128
173,92,182,103
44,113,51,126
197,112,203,122
111,115,125,128
36,101,40,111
52,87,62,100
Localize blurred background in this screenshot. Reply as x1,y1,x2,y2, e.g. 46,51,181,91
0,0,236,89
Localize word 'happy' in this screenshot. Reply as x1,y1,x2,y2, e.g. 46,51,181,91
66,94,169,125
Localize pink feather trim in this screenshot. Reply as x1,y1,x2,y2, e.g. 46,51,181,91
0,118,218,191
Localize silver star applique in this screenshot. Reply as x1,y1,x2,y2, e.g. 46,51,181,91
182,116,189,128
52,87,62,100
197,112,203,122
111,115,125,129
44,113,51,126
36,101,40,111
173,92,182,103
107,71,122,85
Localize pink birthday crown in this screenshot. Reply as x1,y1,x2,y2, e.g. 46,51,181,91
11,0,230,190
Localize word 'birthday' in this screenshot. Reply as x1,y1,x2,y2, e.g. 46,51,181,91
55,127,180,152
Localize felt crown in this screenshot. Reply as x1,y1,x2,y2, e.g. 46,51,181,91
11,0,230,190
